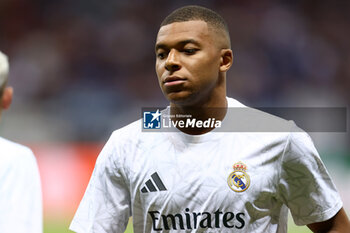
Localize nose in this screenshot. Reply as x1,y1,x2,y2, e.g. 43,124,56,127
165,49,181,72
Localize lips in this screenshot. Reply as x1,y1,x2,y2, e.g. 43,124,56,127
163,76,186,86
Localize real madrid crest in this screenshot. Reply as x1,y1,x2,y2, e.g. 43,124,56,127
227,161,250,192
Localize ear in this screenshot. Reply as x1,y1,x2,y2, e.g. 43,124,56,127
1,86,13,110
219,49,233,72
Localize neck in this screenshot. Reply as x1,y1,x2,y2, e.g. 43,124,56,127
170,94,227,135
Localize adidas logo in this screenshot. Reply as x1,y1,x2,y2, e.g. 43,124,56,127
141,172,167,193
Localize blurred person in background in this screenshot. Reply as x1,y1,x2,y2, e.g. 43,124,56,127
70,5,349,233
0,51,42,233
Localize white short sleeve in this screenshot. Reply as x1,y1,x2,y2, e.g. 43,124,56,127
0,139,42,233
70,133,131,233
278,130,342,226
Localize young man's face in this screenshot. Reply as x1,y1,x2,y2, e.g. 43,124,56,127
155,20,224,106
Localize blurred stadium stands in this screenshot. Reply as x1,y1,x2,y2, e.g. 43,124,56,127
1,0,349,141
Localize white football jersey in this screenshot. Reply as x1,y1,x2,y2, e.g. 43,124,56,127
70,98,342,233
0,137,43,233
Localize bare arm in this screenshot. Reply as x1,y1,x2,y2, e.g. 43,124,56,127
307,208,350,233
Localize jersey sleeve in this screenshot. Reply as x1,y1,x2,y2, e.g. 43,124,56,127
70,133,131,233
277,129,343,226
0,148,43,233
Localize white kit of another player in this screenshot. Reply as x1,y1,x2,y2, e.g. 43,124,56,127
0,51,42,233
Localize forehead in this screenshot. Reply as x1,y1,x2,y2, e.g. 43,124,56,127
156,20,212,47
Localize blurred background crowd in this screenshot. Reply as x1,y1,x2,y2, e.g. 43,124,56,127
1,0,349,142
0,1,349,231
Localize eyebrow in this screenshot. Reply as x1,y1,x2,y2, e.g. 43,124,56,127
155,39,201,52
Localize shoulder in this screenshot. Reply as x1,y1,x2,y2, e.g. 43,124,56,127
0,137,36,162
0,137,38,176
107,119,145,151
97,119,161,162
109,118,164,145
225,97,296,133
110,119,143,140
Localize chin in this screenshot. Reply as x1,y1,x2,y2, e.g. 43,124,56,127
166,92,188,101
165,92,197,107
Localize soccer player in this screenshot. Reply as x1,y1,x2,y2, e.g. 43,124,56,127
0,51,43,233
70,6,350,232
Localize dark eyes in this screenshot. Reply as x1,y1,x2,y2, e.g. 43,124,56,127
156,48,198,59
183,48,197,55
157,52,166,59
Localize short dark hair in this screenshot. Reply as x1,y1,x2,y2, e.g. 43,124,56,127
160,5,229,36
